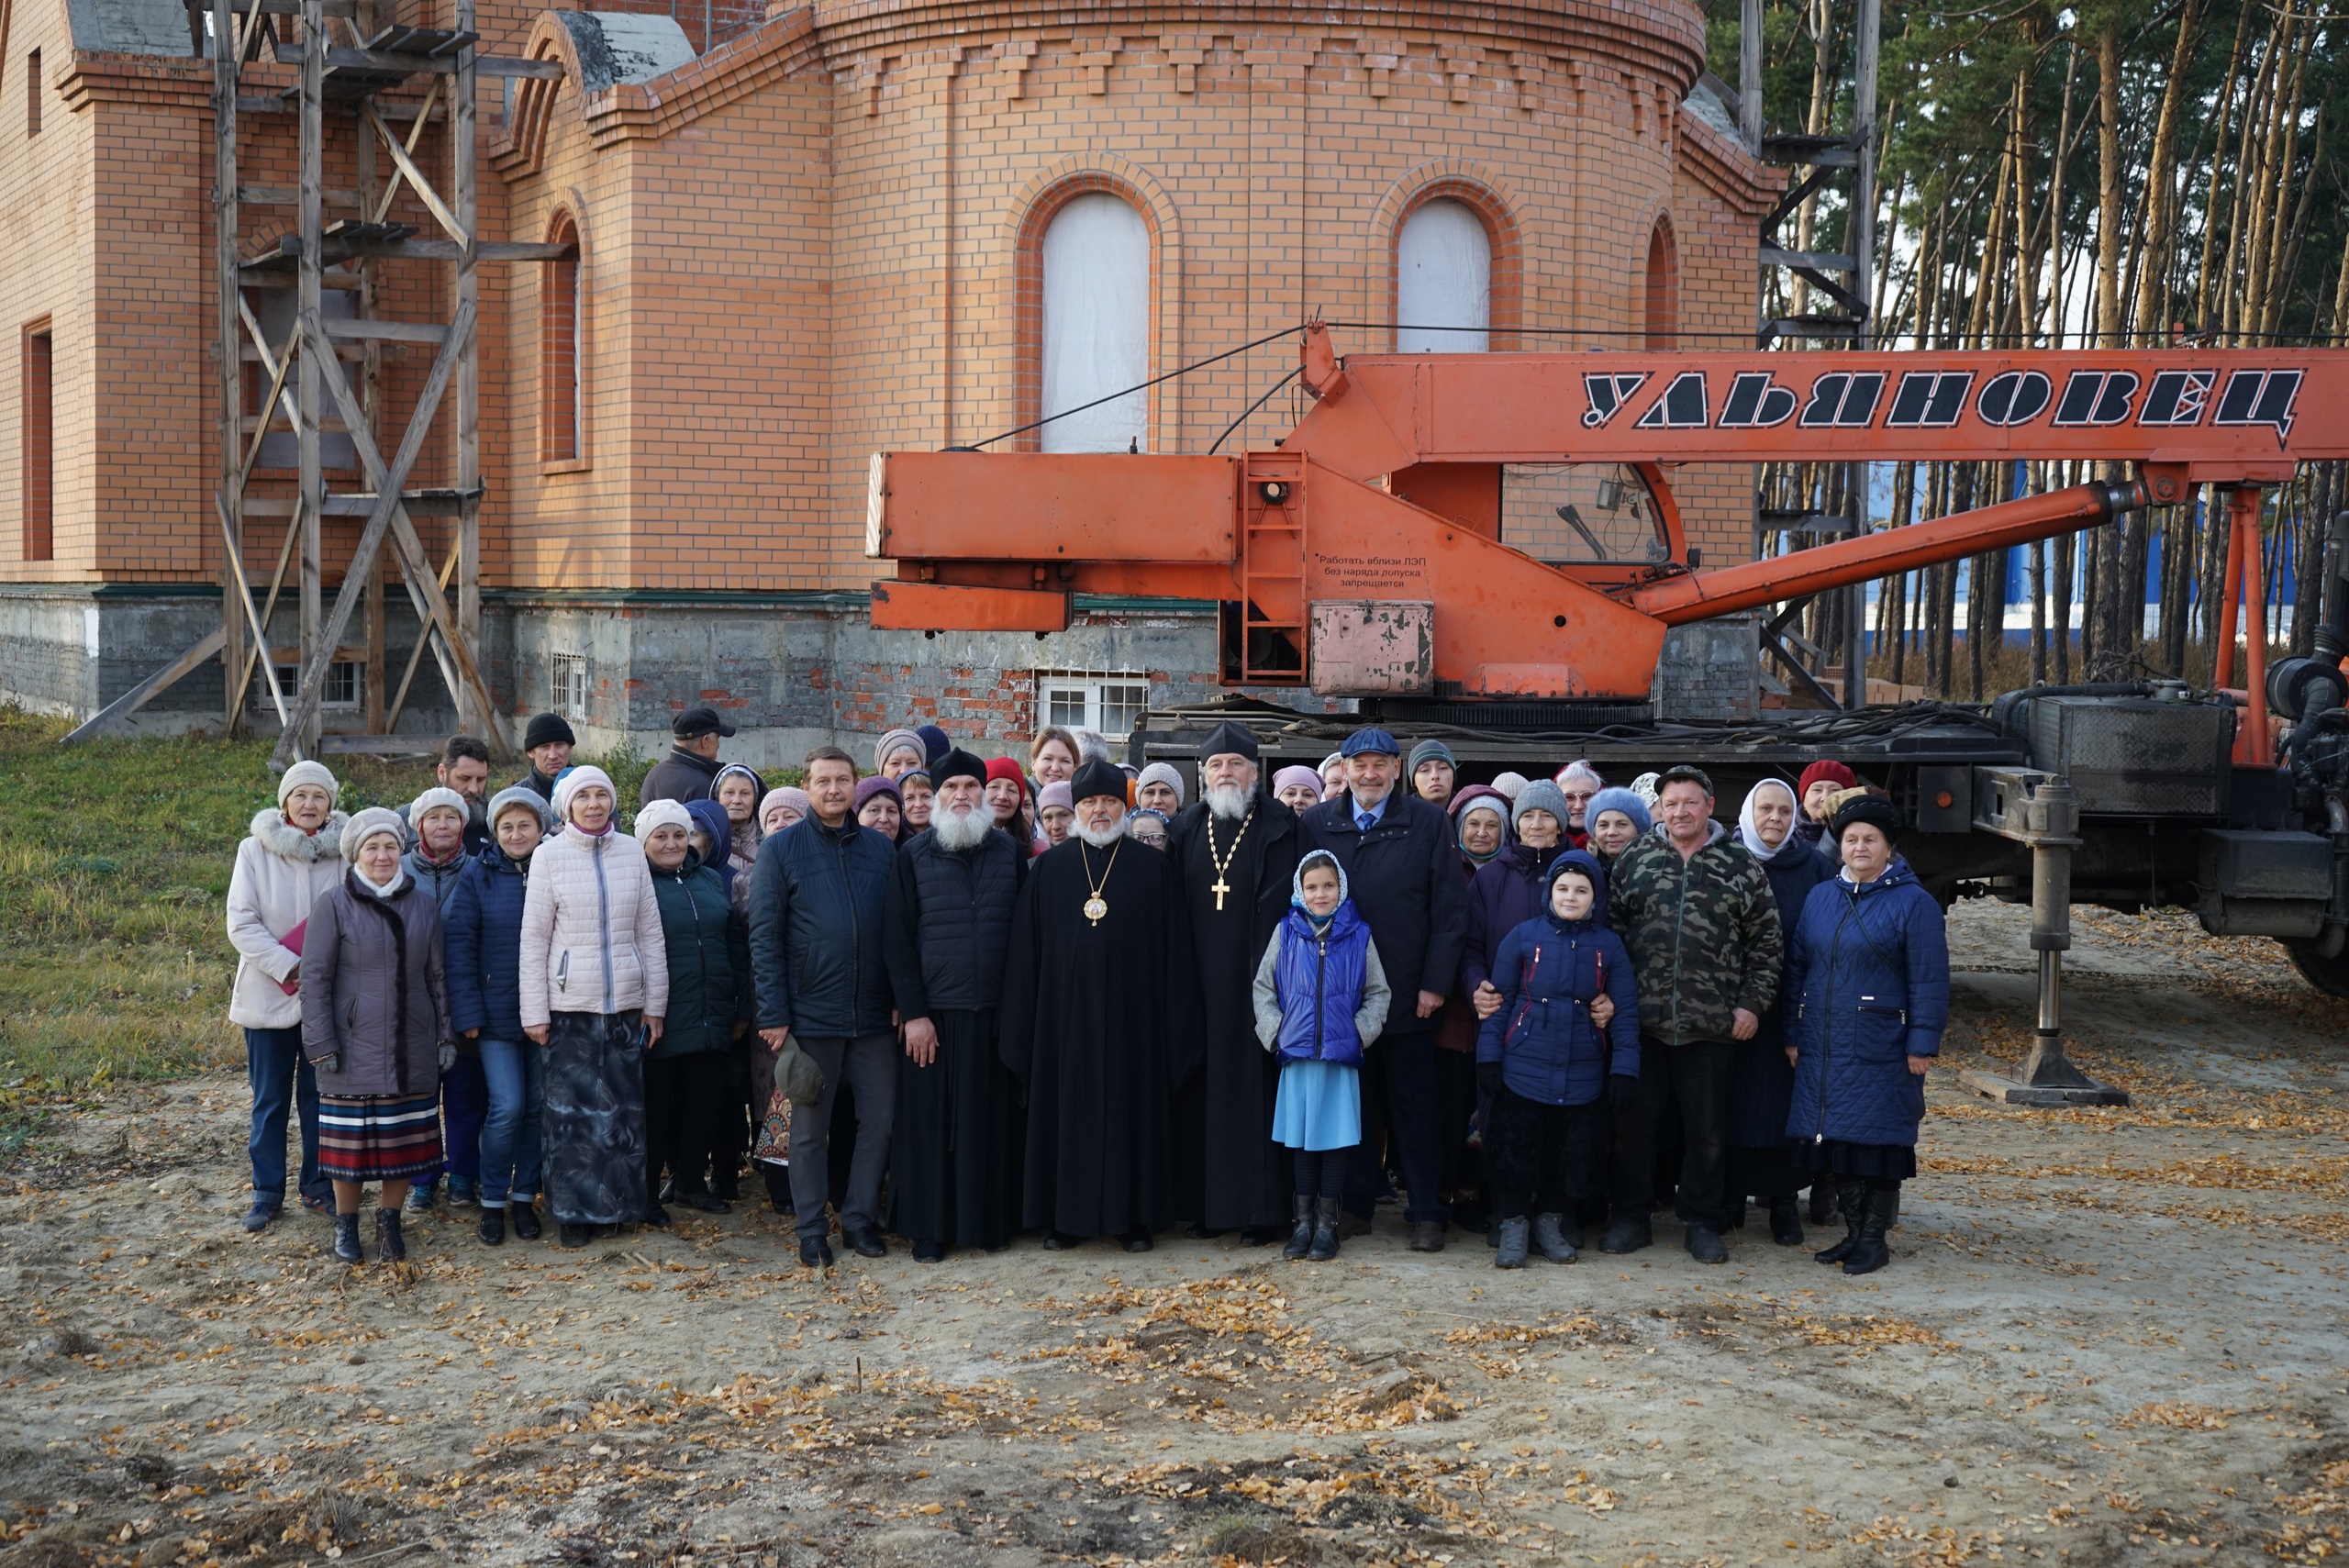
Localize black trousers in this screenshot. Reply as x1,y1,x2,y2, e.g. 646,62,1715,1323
1343,1030,1446,1225
645,1051,727,1201
1610,1038,1734,1231
1486,1090,1607,1221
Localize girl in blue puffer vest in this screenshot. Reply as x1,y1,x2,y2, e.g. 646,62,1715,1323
1252,850,1392,1262
1476,851,1642,1268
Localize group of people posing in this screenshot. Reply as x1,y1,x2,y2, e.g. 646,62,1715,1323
224,706,1947,1279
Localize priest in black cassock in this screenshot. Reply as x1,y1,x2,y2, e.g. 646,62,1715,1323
882,750,1027,1261
1166,720,1299,1241
1000,759,1197,1251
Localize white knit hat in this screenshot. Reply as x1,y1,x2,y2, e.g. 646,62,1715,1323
633,798,694,841
1137,762,1186,807
340,806,406,862
277,759,339,807
551,764,617,823
408,785,467,827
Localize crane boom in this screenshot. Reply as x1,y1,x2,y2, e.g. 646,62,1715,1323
864,325,2349,706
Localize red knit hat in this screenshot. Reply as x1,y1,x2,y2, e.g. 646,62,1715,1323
1797,760,1858,795
985,755,1029,789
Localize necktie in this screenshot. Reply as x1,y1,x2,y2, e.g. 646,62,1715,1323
1356,812,1376,833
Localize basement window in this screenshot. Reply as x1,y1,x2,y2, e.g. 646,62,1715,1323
551,652,589,720
255,661,361,712
1037,671,1149,740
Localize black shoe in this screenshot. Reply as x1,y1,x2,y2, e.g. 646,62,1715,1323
1307,1197,1341,1262
678,1190,731,1214
242,1199,280,1234
712,1174,741,1202
1184,1222,1226,1240
642,1205,673,1229
1336,1211,1374,1240
478,1207,506,1246
510,1202,542,1240
1042,1231,1080,1251
1494,1216,1530,1269
559,1223,592,1249
1531,1213,1579,1263
1237,1227,1281,1246
846,1226,887,1258
1768,1195,1805,1247
1815,1179,1869,1265
300,1192,335,1217
1684,1225,1727,1264
1282,1195,1315,1261
798,1236,835,1269
374,1208,407,1263
1598,1216,1652,1254
1122,1231,1155,1253
1808,1183,1838,1225
1408,1219,1445,1252
1842,1186,1896,1276
913,1240,947,1263
330,1213,363,1264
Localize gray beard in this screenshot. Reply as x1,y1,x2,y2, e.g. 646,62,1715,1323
1074,817,1128,850
1206,781,1253,821
931,802,992,851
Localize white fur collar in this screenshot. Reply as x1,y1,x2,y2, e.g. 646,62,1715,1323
250,806,349,862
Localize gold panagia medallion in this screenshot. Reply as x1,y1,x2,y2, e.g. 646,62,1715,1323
1084,895,1109,924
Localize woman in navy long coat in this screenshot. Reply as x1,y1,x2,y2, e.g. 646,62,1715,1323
1783,795,1948,1275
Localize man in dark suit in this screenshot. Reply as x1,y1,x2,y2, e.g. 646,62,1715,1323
1297,727,1468,1251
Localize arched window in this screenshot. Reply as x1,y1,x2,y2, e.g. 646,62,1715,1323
540,214,581,464
1041,194,1150,453
1397,198,1490,352
1644,218,1679,350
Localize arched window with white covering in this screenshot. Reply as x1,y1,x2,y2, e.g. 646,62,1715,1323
1397,198,1490,352
1041,194,1150,453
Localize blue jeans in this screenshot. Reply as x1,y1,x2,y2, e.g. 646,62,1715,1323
475,1038,544,1207
245,1026,328,1207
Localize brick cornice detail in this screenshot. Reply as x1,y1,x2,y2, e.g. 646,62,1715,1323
1675,100,1779,215
59,50,213,113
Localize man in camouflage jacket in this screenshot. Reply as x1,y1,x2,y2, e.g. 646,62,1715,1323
1603,765,1783,1262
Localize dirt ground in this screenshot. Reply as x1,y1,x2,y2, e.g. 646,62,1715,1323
4,898,2347,1568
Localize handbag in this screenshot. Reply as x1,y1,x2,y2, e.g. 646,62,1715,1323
751,1088,793,1167
273,920,308,995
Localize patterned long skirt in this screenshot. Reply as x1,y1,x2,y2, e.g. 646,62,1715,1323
317,1093,445,1184
539,1010,648,1226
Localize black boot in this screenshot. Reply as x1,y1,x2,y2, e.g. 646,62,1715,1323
1842,1185,1896,1275
478,1207,506,1246
330,1213,363,1264
1813,1179,1868,1265
1282,1195,1315,1260
374,1208,406,1263
510,1201,542,1240
1767,1195,1805,1247
1307,1196,1341,1262
1807,1182,1837,1225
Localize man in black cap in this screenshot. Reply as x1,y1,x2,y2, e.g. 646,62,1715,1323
1165,719,1298,1242
1298,726,1469,1251
640,706,738,806
881,750,1027,1261
513,713,576,804
1000,759,1197,1251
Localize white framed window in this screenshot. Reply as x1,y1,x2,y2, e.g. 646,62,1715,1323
254,661,360,712
551,652,589,720
1036,670,1150,740
1397,198,1491,353
1041,194,1150,453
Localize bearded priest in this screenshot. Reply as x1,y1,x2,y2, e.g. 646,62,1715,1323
999,760,1198,1251
1165,720,1300,1242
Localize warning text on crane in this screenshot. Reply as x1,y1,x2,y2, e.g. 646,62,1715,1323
1311,552,1432,595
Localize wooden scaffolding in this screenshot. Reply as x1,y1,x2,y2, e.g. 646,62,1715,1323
69,0,565,762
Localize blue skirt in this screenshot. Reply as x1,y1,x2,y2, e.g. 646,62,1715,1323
1271,1059,1361,1152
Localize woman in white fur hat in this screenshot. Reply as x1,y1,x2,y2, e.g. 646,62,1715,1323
224,760,348,1232
518,767,669,1248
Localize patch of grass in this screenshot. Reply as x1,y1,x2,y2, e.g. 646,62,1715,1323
0,706,656,1097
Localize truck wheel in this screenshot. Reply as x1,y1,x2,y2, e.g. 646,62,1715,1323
2282,937,2349,996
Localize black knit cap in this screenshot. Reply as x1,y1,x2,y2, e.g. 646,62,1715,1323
1072,760,1129,806
1197,720,1260,763
931,748,989,787
1831,794,1904,844
523,712,576,751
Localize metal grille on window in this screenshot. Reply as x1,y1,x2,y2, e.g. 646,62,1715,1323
551,652,588,720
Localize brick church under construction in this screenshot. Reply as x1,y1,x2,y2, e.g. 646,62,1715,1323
0,0,1775,762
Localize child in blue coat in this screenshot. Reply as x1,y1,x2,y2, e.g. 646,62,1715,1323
1476,850,1641,1267
1252,850,1392,1262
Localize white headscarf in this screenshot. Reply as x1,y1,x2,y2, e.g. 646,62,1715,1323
1737,778,1799,861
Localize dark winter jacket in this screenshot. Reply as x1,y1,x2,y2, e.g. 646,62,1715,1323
443,842,533,1042
747,813,897,1038
1725,830,1837,1149
640,745,723,806
884,827,1026,1018
299,873,451,1097
1476,851,1641,1106
512,766,561,804
1785,857,1949,1148
1608,821,1784,1048
1297,791,1468,1038
402,844,470,913
649,849,752,1057
1461,839,1568,998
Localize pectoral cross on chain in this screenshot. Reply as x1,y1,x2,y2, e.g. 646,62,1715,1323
1204,808,1252,916
1209,873,1230,911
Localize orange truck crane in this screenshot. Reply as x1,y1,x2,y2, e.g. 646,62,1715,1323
866,327,2349,1104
